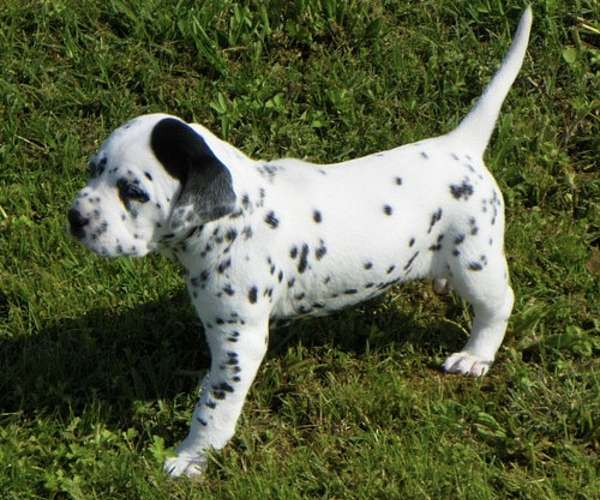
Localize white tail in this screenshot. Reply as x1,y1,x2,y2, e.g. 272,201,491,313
450,6,532,154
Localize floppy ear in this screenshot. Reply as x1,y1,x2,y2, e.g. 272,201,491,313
150,118,237,230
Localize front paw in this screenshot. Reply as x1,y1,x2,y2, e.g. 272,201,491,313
442,351,492,377
164,453,207,478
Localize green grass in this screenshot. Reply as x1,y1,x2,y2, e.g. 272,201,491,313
0,0,598,497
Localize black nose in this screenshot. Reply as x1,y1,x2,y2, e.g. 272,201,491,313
68,208,89,238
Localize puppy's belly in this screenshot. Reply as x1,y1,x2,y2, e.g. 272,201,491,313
269,245,432,321
271,281,386,321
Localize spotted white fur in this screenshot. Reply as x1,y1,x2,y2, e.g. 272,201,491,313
69,8,532,478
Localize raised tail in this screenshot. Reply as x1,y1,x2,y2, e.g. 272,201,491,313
449,6,532,154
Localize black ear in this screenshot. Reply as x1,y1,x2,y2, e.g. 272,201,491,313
150,118,237,229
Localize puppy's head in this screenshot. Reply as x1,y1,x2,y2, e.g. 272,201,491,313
68,114,237,257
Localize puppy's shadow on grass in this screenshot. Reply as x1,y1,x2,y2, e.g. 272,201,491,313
0,287,465,425
0,290,205,424
269,289,466,362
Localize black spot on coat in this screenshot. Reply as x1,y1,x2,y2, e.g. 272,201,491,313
404,251,420,270
429,233,445,252
315,240,327,260
242,226,253,239
218,258,231,273
449,178,475,200
265,211,279,228
225,228,237,242
427,208,443,233
298,244,309,273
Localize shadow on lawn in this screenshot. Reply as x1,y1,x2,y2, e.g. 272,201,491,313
0,288,464,425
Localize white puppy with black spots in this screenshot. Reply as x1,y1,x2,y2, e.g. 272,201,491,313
69,8,532,478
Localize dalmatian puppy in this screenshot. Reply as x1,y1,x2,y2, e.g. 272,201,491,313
69,8,532,477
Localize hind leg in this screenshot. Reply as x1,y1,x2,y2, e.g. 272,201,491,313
442,251,514,376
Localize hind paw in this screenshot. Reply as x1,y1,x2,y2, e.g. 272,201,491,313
164,453,206,478
442,351,492,377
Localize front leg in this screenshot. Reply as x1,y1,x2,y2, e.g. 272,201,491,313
165,319,268,477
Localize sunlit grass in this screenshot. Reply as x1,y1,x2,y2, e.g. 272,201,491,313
0,0,598,497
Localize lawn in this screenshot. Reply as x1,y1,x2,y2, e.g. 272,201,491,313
0,0,598,498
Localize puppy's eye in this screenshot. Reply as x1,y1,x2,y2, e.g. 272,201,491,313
117,178,149,204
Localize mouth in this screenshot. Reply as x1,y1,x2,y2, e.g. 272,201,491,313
70,227,150,258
